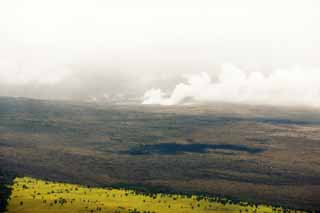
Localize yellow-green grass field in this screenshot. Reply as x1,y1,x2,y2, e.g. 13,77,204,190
6,177,304,213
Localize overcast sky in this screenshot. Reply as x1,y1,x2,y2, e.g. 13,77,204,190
0,0,320,106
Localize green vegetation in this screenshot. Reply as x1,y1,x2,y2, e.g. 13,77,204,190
7,177,303,213
0,169,14,212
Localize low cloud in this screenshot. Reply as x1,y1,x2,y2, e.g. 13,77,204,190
142,64,320,107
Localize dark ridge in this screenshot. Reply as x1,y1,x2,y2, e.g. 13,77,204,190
255,117,317,125
122,143,265,155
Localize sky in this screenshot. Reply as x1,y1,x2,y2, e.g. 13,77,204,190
0,0,320,106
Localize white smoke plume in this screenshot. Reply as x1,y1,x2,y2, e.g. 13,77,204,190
142,64,320,107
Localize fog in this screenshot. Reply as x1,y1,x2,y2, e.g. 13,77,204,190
0,0,320,106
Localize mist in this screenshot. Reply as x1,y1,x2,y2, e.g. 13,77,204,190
1,0,320,106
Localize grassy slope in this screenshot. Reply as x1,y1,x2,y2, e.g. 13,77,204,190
7,177,300,213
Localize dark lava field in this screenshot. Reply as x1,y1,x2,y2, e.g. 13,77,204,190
1,97,320,211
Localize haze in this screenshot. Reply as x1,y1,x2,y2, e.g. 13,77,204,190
0,0,320,106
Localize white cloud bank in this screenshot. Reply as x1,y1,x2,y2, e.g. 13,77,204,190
142,64,320,107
